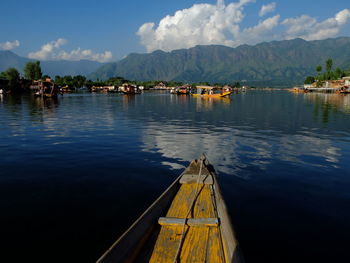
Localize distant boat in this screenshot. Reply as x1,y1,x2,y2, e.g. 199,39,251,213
336,86,350,94
30,79,59,98
97,155,243,263
192,86,233,98
59,85,75,93
170,85,191,95
121,83,141,95
288,86,310,93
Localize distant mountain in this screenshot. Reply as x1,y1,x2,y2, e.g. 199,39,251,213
41,60,103,77
0,51,103,77
90,37,350,86
0,51,29,72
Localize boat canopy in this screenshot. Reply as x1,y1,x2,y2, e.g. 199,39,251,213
196,86,214,89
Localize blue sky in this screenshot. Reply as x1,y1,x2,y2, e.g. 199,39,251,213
1,0,350,62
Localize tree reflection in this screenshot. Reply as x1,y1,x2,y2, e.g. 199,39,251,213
305,93,349,123
27,95,59,122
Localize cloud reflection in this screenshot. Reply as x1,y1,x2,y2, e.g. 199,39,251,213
141,123,274,177
141,122,341,176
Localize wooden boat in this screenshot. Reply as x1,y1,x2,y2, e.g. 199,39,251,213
121,83,141,95
97,156,243,263
170,86,191,95
192,91,233,98
288,86,310,93
192,86,233,98
336,86,350,94
31,79,59,98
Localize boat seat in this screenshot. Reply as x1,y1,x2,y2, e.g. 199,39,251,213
179,173,213,184
158,217,219,227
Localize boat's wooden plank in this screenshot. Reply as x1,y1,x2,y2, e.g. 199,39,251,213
206,227,226,263
165,184,215,218
182,160,211,177
158,217,219,227
194,184,216,218
149,225,186,263
179,173,213,184
212,181,242,263
150,226,225,263
178,226,210,262
150,180,221,262
166,184,197,218
149,226,212,263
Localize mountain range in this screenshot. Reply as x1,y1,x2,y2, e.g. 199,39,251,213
90,37,350,86
0,51,103,77
1,37,350,86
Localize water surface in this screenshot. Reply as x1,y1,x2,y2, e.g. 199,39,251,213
0,91,349,262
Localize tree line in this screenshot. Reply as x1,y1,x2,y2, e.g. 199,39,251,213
0,61,243,93
304,59,350,85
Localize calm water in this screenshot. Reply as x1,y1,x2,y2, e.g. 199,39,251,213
0,91,349,263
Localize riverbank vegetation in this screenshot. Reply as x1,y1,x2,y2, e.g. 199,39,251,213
304,59,350,85
0,61,244,94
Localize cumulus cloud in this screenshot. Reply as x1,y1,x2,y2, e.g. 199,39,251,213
28,38,67,60
237,15,280,45
259,2,276,17
137,0,350,52
137,0,256,52
282,9,350,40
56,49,113,63
28,38,113,62
0,40,20,50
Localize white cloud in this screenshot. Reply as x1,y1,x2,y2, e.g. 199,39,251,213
0,40,20,50
28,38,113,63
137,0,256,52
282,9,350,40
28,38,67,60
56,49,113,63
237,15,280,45
259,2,276,17
137,0,350,52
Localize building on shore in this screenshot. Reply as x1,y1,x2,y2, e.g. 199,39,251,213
343,76,350,86
303,77,350,93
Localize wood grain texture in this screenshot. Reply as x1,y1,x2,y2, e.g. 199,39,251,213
150,161,225,263
158,217,219,227
179,174,213,184
96,157,243,263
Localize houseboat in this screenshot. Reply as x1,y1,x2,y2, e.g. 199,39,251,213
170,85,191,95
30,78,59,98
120,83,141,94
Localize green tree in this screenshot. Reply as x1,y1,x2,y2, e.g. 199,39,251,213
0,71,6,79
316,65,322,74
34,61,42,79
63,75,74,87
334,67,344,79
55,75,64,86
304,76,315,84
325,59,333,72
42,74,51,79
233,82,241,88
2,68,20,91
345,68,350,77
24,61,42,80
73,75,86,88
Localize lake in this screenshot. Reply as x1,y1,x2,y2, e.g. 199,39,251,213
0,91,349,263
